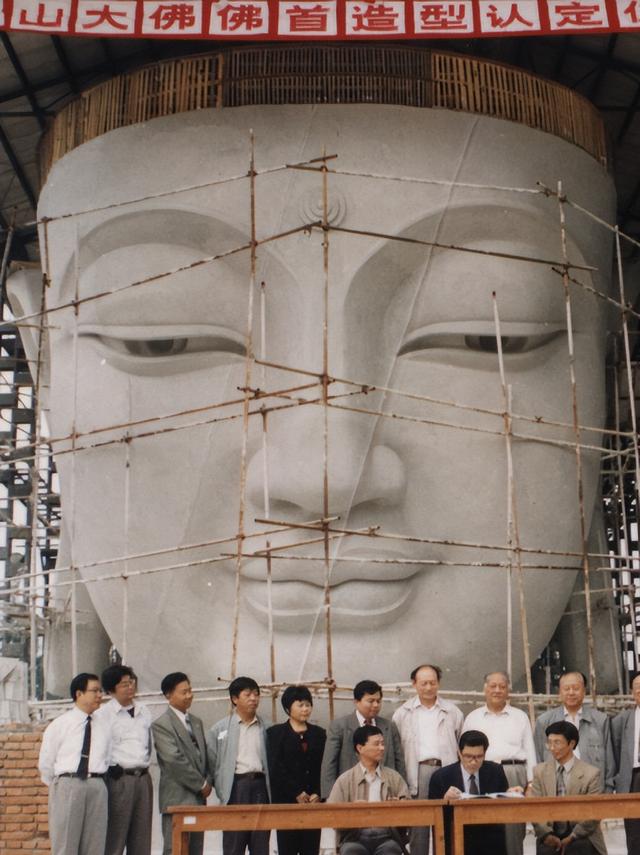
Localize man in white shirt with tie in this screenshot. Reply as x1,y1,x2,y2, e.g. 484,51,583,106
463,671,536,855
95,664,153,855
38,671,111,855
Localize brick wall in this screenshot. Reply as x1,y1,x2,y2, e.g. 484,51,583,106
0,723,50,854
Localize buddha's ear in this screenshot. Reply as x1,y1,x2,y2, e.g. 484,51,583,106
6,264,50,403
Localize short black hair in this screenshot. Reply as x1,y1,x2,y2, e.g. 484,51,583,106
546,721,580,747
353,724,383,751
281,685,313,714
70,672,99,701
102,664,136,694
229,676,260,704
161,671,189,697
459,730,489,751
410,664,442,682
353,680,382,701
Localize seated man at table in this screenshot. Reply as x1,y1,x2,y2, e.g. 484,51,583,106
428,730,509,855
531,721,607,855
327,724,410,855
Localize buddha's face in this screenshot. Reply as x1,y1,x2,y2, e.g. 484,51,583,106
18,105,615,691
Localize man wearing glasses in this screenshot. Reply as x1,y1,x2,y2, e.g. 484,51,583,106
95,664,153,855
531,721,606,855
38,672,111,855
428,730,509,855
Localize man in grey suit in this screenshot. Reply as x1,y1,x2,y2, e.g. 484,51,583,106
151,672,212,855
320,680,406,799
612,672,640,853
320,679,405,800
533,672,614,793
207,676,271,855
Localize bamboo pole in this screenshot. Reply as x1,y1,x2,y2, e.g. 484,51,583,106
557,181,597,701
230,132,257,679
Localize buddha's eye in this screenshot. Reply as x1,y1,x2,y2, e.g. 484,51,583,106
78,325,246,375
463,335,528,354
398,322,566,361
123,338,189,357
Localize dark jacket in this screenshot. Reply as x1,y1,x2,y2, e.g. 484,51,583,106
267,721,326,803
428,760,508,855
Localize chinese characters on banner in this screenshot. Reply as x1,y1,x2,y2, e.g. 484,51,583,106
2,0,639,37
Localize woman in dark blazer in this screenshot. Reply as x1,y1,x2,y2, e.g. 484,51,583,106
267,685,327,855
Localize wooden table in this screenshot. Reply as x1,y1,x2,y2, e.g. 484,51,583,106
450,793,640,855
169,799,447,855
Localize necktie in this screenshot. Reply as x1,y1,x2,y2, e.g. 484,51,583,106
554,766,571,836
128,708,135,718
556,765,566,796
364,718,374,726
76,715,92,779
468,774,479,795
185,714,199,750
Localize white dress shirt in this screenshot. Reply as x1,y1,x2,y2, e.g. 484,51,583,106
463,704,537,779
356,711,376,727
94,698,151,769
417,702,442,761
362,764,383,802
235,716,264,773
39,705,111,785
563,707,582,758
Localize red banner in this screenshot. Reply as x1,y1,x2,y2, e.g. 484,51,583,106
0,0,638,39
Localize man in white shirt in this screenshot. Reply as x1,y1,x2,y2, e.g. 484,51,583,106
463,671,536,855
612,672,640,853
38,671,111,855
207,676,271,855
95,664,153,855
392,663,463,855
533,672,614,792
327,724,410,855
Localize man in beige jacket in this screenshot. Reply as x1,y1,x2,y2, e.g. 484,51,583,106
531,721,607,855
327,725,409,855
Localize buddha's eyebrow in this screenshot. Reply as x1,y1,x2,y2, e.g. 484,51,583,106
55,209,249,304
77,209,246,268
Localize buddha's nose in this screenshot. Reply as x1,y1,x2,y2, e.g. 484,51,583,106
246,406,405,522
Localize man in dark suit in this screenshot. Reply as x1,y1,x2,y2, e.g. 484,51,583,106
321,679,406,799
151,672,211,855
428,730,509,855
612,673,640,854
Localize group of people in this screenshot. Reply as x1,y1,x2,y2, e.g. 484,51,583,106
38,663,639,855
